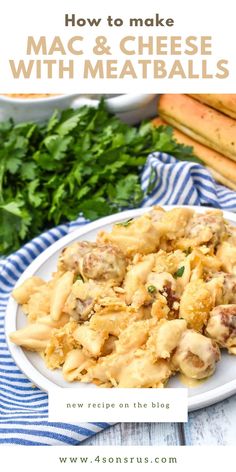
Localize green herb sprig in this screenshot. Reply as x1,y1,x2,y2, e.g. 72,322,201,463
0,101,197,255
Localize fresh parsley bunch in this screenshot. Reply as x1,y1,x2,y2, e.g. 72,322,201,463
0,101,197,255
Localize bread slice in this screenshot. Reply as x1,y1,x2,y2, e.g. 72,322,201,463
189,94,236,119
207,168,236,191
158,94,236,162
152,117,236,189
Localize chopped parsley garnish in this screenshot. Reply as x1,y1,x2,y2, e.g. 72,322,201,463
174,266,185,278
147,285,157,294
184,248,192,256
117,218,133,227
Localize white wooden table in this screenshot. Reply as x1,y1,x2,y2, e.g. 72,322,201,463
82,394,236,445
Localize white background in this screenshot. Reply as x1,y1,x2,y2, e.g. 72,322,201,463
0,0,235,92
48,388,188,422
0,445,232,471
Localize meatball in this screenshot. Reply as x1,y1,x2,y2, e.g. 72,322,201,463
172,329,220,379
81,244,126,283
64,291,94,322
205,304,236,354
58,241,95,273
58,241,127,284
207,272,236,305
64,279,115,322
185,210,226,247
223,275,236,303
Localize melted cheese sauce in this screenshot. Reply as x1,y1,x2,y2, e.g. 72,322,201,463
178,373,206,388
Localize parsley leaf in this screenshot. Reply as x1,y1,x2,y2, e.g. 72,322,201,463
147,285,157,294
0,101,197,255
174,266,185,278
116,218,133,227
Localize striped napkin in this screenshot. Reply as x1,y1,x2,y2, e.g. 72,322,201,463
1,152,236,446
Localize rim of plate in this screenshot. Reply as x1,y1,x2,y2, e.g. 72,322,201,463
4,205,236,411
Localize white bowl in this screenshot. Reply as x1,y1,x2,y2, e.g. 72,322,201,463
0,94,157,124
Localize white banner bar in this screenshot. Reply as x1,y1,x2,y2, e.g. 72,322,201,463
0,0,236,92
48,388,188,422
0,446,232,471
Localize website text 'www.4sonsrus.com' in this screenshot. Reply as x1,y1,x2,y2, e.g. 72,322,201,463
58,454,177,465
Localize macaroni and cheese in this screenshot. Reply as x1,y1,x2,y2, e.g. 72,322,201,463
10,207,236,388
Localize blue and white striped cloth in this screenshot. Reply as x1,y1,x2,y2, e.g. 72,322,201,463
1,152,236,446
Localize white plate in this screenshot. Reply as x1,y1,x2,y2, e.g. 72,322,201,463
5,205,236,411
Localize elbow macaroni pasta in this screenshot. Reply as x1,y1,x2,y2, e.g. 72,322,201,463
9,207,236,387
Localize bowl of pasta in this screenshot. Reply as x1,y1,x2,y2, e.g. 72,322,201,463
5,205,236,410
